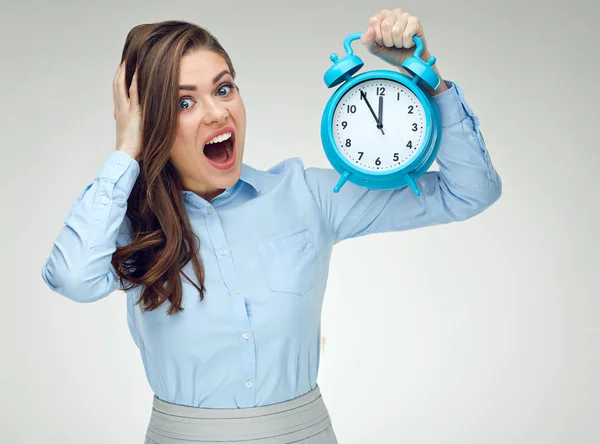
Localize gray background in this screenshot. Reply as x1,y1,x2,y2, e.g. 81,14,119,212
1,0,599,442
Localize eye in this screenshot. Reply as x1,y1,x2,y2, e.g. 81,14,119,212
178,97,194,110
217,82,235,96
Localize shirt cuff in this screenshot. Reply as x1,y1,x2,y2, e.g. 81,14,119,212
96,150,140,195
431,80,472,128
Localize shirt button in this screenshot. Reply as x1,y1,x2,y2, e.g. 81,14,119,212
242,332,250,340
101,197,110,205
245,380,253,388
233,289,240,295
113,164,122,170
219,248,228,256
207,207,214,214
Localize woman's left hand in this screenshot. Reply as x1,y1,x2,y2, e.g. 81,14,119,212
360,8,430,68
360,8,448,95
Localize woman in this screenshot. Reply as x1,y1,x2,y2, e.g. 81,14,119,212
41,8,502,444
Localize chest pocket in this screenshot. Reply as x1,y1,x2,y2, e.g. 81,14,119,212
257,229,317,297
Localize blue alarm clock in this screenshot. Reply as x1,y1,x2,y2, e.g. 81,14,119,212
321,32,442,196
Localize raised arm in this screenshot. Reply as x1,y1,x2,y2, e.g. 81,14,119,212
41,151,139,302
305,80,502,244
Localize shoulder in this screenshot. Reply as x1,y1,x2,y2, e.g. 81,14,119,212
242,157,339,195
246,157,335,179
262,156,305,174
241,157,306,187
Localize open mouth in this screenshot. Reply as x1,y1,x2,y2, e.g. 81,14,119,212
203,133,235,165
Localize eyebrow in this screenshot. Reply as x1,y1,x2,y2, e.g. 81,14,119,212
179,70,231,91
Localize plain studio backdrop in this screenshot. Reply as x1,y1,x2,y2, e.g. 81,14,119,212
1,0,598,442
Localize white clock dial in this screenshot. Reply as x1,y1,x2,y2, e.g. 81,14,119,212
332,79,428,171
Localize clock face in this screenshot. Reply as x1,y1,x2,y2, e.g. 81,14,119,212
332,78,428,171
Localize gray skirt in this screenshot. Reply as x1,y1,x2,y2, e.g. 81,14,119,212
144,384,338,444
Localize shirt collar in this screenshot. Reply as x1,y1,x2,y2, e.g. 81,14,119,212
182,161,262,206
239,161,262,193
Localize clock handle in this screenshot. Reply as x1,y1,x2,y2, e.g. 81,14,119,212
342,32,363,56
342,32,440,90
342,32,428,61
402,36,441,91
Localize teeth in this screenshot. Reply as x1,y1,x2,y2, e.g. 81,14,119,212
206,132,232,145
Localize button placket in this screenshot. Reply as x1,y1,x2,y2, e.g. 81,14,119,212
203,206,256,407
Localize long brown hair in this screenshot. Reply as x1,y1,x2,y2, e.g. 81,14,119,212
111,20,236,316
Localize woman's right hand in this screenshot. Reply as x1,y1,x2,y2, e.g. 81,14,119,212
113,60,142,161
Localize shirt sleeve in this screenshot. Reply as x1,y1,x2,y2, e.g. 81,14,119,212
41,150,140,302
304,80,502,244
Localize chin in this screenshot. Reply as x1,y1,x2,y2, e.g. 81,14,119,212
218,168,242,189
202,158,242,188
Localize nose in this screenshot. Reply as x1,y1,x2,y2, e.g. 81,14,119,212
202,99,228,125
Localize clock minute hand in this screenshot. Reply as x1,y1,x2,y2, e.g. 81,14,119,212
378,95,384,130
360,90,385,135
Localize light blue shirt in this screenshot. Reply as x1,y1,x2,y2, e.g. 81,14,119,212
41,80,501,409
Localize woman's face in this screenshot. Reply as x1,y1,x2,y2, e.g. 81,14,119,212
170,49,246,202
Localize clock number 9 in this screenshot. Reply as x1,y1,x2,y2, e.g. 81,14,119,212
341,121,347,129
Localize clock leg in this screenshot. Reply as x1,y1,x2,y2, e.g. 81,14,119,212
405,174,420,196
334,170,351,193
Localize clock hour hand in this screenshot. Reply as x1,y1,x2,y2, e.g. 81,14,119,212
360,90,385,135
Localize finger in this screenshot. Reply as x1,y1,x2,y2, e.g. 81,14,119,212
116,61,128,108
368,16,381,46
402,16,419,49
381,14,397,48
113,61,124,113
129,65,139,107
391,13,408,48
360,25,376,47
118,60,130,108
370,9,391,46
